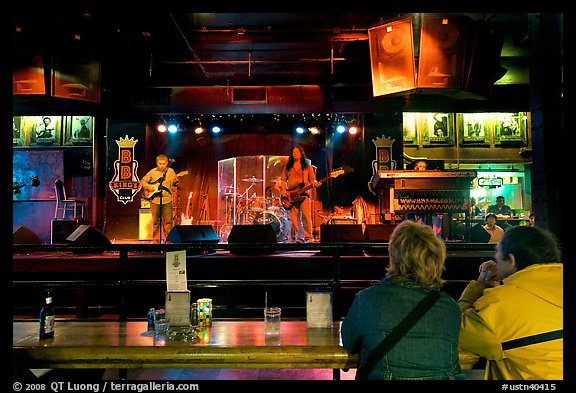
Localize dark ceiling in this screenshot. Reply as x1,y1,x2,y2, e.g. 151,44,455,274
13,11,533,114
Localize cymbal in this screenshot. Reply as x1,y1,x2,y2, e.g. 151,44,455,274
242,176,263,183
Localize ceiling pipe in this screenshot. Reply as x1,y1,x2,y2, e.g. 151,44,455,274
162,57,347,65
168,12,209,80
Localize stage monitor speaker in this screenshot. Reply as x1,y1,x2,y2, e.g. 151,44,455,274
363,224,398,255
469,223,491,243
368,17,416,96
228,224,277,255
320,224,364,255
320,224,363,242
166,225,219,244
417,14,471,89
13,225,42,245
51,219,86,244
66,224,111,246
364,224,398,242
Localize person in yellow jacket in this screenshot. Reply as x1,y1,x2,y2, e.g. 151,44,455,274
458,225,563,380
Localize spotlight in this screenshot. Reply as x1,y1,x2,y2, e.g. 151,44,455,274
295,125,307,134
335,124,347,134
348,124,359,135
156,119,167,133
308,126,321,135
167,123,178,133
194,124,204,134
211,125,222,134
188,118,204,134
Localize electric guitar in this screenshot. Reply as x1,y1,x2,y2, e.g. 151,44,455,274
13,175,40,196
281,168,345,210
143,171,188,201
180,191,194,225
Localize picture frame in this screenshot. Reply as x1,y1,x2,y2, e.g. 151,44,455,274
420,112,454,145
65,116,94,146
402,112,417,145
13,116,25,147
493,112,528,145
458,113,491,145
27,115,62,147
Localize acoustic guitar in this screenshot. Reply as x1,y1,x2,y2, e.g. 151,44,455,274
281,168,345,210
180,191,194,225
143,171,188,201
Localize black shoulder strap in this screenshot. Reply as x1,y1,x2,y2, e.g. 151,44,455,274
358,290,441,380
502,330,563,351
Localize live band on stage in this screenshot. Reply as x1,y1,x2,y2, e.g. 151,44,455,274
139,153,478,244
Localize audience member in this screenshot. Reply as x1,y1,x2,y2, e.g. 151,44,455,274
526,212,535,227
486,196,512,216
341,220,464,380
458,225,563,379
483,213,504,244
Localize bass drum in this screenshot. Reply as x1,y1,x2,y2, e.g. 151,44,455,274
252,212,286,242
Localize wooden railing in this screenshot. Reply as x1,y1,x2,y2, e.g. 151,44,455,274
13,242,495,321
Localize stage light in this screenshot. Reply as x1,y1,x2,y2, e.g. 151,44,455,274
194,125,205,134
156,119,167,133
167,123,178,133
211,125,222,134
308,126,321,135
348,124,359,135
335,124,347,134
295,125,306,134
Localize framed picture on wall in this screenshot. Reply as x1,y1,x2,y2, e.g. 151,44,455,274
458,113,491,145
13,116,25,147
28,115,62,147
493,112,528,145
402,112,417,145
64,116,93,145
420,112,454,145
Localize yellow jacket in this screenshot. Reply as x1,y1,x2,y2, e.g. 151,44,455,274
458,263,563,380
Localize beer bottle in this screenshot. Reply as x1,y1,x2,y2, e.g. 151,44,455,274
39,288,55,339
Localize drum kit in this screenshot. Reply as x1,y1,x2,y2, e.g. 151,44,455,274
219,176,290,242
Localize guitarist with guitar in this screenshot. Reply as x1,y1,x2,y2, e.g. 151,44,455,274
141,154,184,243
280,145,321,243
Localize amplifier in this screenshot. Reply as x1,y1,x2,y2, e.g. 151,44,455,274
329,216,356,225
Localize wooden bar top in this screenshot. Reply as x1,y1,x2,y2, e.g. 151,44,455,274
13,320,479,370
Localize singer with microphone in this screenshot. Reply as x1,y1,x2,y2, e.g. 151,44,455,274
141,154,179,243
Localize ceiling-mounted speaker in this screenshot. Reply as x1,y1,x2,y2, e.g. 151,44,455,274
464,21,506,98
52,50,101,103
417,14,471,89
13,53,47,95
368,17,416,96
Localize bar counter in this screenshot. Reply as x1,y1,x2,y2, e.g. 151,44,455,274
13,320,480,373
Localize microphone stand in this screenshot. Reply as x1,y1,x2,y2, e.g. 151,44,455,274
157,171,167,244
